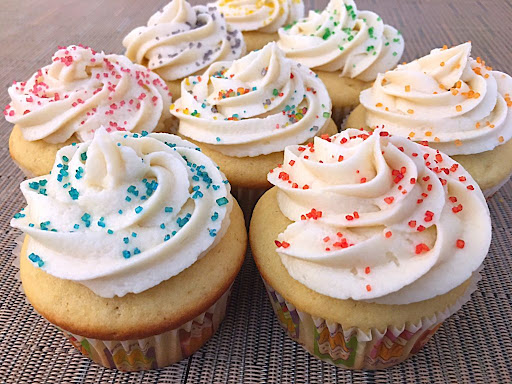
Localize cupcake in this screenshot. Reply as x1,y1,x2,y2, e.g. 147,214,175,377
215,0,304,52
122,0,246,99
277,0,404,124
250,128,491,369
10,128,247,371
348,42,512,197
4,45,173,178
170,42,337,215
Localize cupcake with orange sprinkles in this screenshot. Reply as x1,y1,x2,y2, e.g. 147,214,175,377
122,0,246,99
4,45,173,178
170,42,336,215
215,0,304,52
250,127,491,369
347,42,512,197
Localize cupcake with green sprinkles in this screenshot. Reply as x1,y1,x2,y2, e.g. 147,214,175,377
170,42,337,217
277,0,404,124
10,127,247,371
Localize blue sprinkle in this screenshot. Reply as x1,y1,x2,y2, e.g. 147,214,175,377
165,207,173,213
131,232,137,237
216,137,221,142
164,234,171,241
172,231,177,236
13,212,25,219
211,212,218,221
62,155,69,162
125,196,132,202
80,152,87,161
74,224,80,230
123,237,129,244
135,206,143,214
118,210,123,214
28,223,35,227
141,130,148,136
107,229,114,234
216,197,229,206
68,187,79,200
212,185,220,190
209,229,217,237
122,250,131,259
28,182,39,190
39,179,47,186
134,247,141,254
160,223,166,229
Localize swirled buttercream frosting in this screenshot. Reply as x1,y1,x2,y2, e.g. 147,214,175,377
268,128,491,304
123,0,246,81
170,42,332,157
215,0,304,33
360,42,512,155
11,128,232,298
4,45,172,144
277,0,404,82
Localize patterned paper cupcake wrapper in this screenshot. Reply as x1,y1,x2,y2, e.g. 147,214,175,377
332,106,355,131
262,271,481,370
12,234,231,371
231,186,268,226
60,288,231,371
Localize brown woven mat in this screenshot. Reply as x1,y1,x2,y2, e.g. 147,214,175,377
1,0,511,382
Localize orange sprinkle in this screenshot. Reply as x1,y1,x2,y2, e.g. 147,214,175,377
456,105,462,112
385,107,389,111
499,136,505,143
490,124,495,128
434,137,441,142
376,102,383,107
455,81,462,89
405,85,411,92
442,44,448,50
474,92,480,98
425,131,432,137
455,139,462,146
439,84,445,90
484,74,490,79
407,109,414,114
475,122,481,128
451,89,459,96
440,61,445,67
408,132,416,138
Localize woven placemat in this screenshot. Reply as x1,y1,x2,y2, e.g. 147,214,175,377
1,0,511,382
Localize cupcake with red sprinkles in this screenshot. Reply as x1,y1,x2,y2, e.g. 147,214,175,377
170,42,337,216
348,42,512,197
4,45,173,178
10,128,247,371
122,0,246,99
250,128,491,369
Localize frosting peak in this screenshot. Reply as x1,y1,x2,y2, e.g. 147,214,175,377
123,0,246,81
268,129,491,304
215,0,304,33
277,0,404,81
4,45,172,144
171,42,332,157
360,42,512,155
11,128,232,298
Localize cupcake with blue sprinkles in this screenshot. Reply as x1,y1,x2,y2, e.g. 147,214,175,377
11,127,247,371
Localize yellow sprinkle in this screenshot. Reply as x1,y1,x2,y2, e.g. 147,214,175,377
456,105,462,112
169,103,175,110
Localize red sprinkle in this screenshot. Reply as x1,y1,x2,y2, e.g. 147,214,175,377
366,284,372,292
415,243,430,254
384,197,394,204
365,267,371,274
456,239,465,249
385,231,392,238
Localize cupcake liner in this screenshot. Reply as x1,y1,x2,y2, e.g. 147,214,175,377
231,186,268,226
262,270,481,370
12,233,231,371
60,288,231,371
332,106,355,130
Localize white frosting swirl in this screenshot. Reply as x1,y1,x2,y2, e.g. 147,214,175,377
4,45,172,144
10,128,232,298
123,0,246,81
171,43,332,157
268,128,491,304
215,0,304,33
360,42,512,155
277,0,404,82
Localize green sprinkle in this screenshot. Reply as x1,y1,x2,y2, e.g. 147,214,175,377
323,112,330,118
272,89,279,96
322,28,332,40
393,52,398,56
